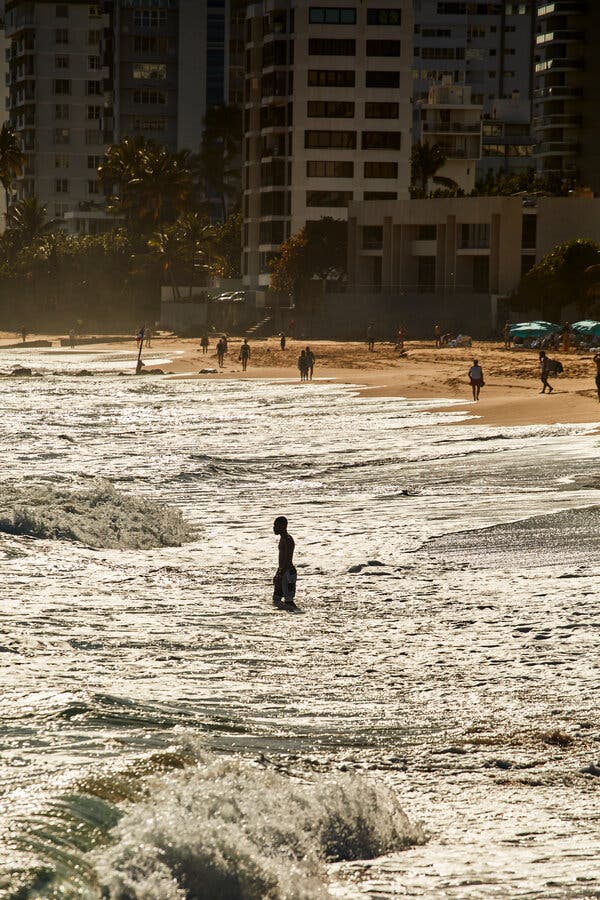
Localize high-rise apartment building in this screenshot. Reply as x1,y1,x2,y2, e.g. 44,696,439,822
415,82,482,191
242,0,413,295
4,0,230,230
533,0,600,193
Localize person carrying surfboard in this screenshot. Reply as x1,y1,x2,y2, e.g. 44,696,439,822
272,516,297,605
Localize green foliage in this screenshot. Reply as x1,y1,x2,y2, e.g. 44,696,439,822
410,142,450,193
0,122,26,221
472,168,571,197
270,217,347,300
514,238,600,320
210,210,242,278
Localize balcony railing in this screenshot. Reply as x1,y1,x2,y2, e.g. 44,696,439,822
536,29,585,45
533,113,581,128
534,85,582,100
535,140,579,154
535,57,584,73
537,1,587,19
422,122,481,133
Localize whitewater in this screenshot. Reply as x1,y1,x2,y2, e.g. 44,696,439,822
1,345,600,899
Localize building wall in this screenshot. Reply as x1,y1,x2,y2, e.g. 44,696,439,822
535,198,600,261
243,0,413,292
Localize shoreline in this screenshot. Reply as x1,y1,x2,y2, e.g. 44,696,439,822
1,332,599,429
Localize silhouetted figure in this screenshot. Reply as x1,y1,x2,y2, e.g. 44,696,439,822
239,338,251,371
280,333,286,350
305,346,315,380
298,349,309,381
468,358,484,401
216,338,225,368
272,515,296,605
539,351,553,393
503,320,511,350
366,323,375,351
434,323,441,348
201,333,209,354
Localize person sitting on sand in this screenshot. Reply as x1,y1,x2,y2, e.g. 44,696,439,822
594,353,600,402
468,359,484,401
305,346,315,380
539,351,553,394
272,516,296,605
298,349,309,381
239,338,251,372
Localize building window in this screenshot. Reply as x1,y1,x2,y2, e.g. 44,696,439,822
88,56,101,70
133,117,167,131
307,69,355,87
88,179,100,194
362,131,401,150
418,224,437,240
87,105,102,119
306,160,354,177
86,129,103,145
305,130,356,149
365,102,399,118
56,4,68,18
55,28,69,45
133,9,167,28
364,191,397,200
133,63,167,80
306,190,352,207
86,80,102,95
259,220,285,244
55,104,69,119
133,36,169,53
87,29,102,45
308,38,356,56
54,202,69,218
89,4,101,16
367,8,402,25
133,89,167,105
55,154,69,169
307,100,354,118
362,225,383,250
54,79,71,95
459,223,490,249
55,178,69,193
87,155,103,169
309,7,356,24
365,70,399,88
55,55,69,69
364,161,397,178
366,39,401,56
522,214,537,250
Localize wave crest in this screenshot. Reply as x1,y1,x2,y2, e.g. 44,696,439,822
0,481,193,549
94,757,425,899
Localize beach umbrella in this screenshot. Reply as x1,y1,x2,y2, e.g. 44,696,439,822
571,320,600,337
509,321,561,339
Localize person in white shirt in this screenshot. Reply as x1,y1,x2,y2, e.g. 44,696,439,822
468,359,484,401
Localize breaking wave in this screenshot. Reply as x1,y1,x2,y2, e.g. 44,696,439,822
0,480,193,549
94,756,425,899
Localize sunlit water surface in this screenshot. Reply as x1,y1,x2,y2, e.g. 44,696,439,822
1,347,600,899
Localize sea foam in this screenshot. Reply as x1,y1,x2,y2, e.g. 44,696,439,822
0,480,193,549
94,756,425,899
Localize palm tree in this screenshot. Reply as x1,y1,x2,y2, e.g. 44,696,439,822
0,122,26,224
410,142,456,194
10,196,53,246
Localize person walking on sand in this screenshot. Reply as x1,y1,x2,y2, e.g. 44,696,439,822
468,358,484,401
20,326,27,343
503,320,511,350
239,338,251,371
396,326,406,354
280,332,286,350
272,515,296,605
144,326,152,348
69,328,75,349
216,337,225,368
201,332,209,354
594,353,600,402
305,346,315,380
539,351,553,393
366,323,375,352
434,323,441,348
298,349,309,381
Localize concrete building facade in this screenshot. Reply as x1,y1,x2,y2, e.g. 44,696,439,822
481,91,534,179
242,0,413,296
416,82,482,191
533,0,600,193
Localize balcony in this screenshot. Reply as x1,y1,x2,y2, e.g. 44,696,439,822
422,122,481,134
533,113,581,129
535,140,579,155
535,56,584,73
5,15,35,38
536,30,585,45
534,85,582,101
537,1,587,19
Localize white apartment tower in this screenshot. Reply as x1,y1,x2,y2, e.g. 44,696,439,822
242,0,413,294
416,82,482,192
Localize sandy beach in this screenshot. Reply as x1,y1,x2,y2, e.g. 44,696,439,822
1,331,599,427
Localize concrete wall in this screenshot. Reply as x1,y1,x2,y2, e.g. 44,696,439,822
536,198,600,261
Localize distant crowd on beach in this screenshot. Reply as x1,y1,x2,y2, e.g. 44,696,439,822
197,330,317,382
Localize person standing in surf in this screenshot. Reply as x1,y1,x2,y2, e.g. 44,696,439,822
273,516,296,605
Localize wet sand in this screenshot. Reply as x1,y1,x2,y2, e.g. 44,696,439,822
1,332,599,427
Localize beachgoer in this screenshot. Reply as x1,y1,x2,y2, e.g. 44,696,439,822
201,333,209,354
396,326,406,353
594,353,600,402
136,324,145,348
539,350,553,393
239,338,251,371
561,322,571,352
272,515,296,605
21,326,27,343
434,323,441,348
144,326,152,348
366,323,375,352
222,334,228,353
468,358,484,401
68,328,75,349
305,346,315,380
503,320,511,350
280,333,286,351
298,349,309,381
216,338,225,368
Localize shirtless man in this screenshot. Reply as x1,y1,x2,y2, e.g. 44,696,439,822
272,515,297,604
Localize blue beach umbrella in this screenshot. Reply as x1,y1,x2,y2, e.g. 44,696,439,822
571,320,600,337
509,321,561,339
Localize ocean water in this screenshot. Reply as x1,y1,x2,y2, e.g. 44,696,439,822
1,346,600,899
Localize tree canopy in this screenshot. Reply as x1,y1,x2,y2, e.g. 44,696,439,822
269,218,347,301
514,238,600,320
